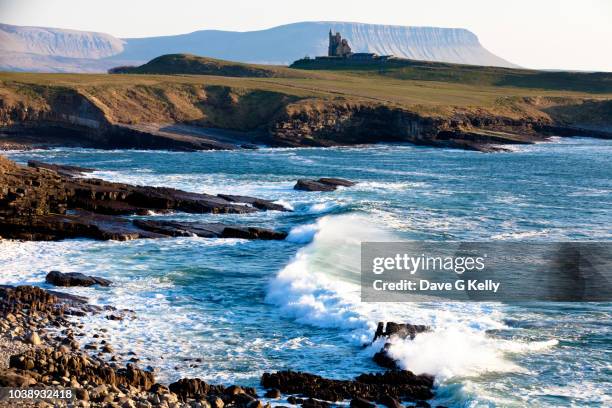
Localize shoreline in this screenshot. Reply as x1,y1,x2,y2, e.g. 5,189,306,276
0,283,438,408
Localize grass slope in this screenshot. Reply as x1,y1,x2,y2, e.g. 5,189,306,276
1,54,611,131
109,54,301,78
291,57,612,94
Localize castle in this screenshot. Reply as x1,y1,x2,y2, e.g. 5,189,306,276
291,30,393,67
318,30,392,61
328,30,352,57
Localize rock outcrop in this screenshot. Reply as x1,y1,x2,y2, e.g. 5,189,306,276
27,160,95,177
0,156,288,241
373,322,430,341
0,285,439,407
372,322,431,370
294,178,356,192
133,220,288,240
261,370,435,403
45,271,112,287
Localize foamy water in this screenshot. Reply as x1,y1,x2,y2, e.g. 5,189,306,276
3,139,611,406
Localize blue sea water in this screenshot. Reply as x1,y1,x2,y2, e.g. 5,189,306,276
1,137,611,407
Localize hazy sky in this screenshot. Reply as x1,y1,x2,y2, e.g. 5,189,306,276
1,0,611,71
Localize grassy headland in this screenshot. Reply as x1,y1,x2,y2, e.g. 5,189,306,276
1,54,611,151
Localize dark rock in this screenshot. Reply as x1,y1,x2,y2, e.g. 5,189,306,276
373,322,430,341
27,160,95,178
0,210,164,241
133,220,287,240
236,395,258,406
75,388,89,401
225,385,245,395
208,396,225,408
240,144,259,150
0,285,69,318
264,388,281,399
378,395,403,408
169,378,224,401
46,270,112,287
150,383,170,394
0,156,291,241
9,348,155,391
217,194,289,212
317,178,356,187
302,398,330,408
372,322,430,370
294,178,355,192
294,179,335,192
373,344,398,370
350,397,376,408
247,400,263,408
0,369,36,387
261,370,434,403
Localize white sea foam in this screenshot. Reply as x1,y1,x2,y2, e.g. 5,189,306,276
285,223,319,244
491,230,551,240
383,328,524,380
304,201,341,214
267,214,557,382
356,181,426,191
273,199,294,211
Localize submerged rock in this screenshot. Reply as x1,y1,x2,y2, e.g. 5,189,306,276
46,270,112,287
294,178,356,192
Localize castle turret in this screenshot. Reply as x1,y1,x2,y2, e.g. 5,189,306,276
328,30,352,57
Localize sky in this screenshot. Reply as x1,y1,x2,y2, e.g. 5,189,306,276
1,0,611,71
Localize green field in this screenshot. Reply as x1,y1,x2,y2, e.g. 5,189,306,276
1,54,611,132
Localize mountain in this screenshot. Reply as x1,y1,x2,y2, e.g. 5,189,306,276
0,21,518,73
0,23,124,58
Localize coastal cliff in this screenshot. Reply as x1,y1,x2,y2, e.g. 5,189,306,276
1,65,611,151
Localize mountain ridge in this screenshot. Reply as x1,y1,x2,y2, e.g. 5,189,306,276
0,21,518,72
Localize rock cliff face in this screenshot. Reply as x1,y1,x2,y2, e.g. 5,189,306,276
270,101,554,151
0,21,516,73
0,80,610,152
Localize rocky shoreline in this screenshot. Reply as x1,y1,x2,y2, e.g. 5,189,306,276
0,156,289,241
0,283,441,408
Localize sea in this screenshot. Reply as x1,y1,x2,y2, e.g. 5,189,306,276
1,137,610,407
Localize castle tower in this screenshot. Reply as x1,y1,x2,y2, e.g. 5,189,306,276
328,30,351,57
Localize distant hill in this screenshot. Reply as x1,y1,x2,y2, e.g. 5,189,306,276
0,21,518,73
110,54,291,77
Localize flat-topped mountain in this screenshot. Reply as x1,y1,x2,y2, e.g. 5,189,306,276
0,21,517,73
0,23,124,58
